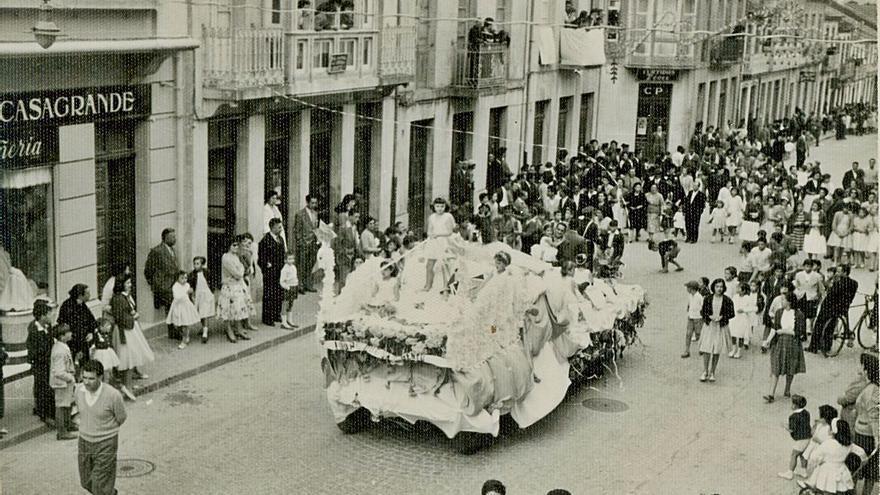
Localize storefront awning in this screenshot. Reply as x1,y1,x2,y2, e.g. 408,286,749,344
0,37,199,57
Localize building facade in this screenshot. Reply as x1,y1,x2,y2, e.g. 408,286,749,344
0,1,196,323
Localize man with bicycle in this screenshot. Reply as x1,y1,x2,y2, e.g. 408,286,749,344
808,264,858,355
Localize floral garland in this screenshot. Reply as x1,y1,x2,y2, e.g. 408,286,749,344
568,302,647,384
323,319,448,359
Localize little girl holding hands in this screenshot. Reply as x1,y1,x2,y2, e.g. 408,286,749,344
168,271,202,349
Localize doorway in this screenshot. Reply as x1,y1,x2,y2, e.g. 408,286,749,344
354,103,376,217
408,120,432,235
265,113,290,228
95,121,136,294
635,83,672,154
207,119,238,288
310,109,333,221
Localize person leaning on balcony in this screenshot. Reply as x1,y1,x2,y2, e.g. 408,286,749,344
297,0,313,30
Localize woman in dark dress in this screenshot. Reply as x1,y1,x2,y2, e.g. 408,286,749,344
25,299,55,425
627,183,648,241
56,283,97,368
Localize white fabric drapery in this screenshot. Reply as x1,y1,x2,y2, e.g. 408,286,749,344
534,25,559,65
560,28,607,67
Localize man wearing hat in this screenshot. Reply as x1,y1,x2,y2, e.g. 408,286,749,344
683,280,704,358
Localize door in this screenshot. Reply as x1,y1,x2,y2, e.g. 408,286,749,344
408,121,431,235
354,103,376,216
578,93,594,149
207,120,238,288
95,122,136,295
635,83,672,154
265,114,290,227
310,109,333,222
488,106,506,159
451,112,473,167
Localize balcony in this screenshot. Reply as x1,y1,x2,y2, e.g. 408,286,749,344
201,22,416,101
708,37,743,70
449,42,508,97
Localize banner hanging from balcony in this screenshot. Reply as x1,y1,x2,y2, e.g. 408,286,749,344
560,28,606,67
535,26,558,65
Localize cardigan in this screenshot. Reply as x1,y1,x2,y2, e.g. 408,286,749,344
109,293,137,344
56,297,98,359
700,294,735,327
772,308,807,340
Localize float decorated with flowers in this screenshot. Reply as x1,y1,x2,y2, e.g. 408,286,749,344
315,227,647,451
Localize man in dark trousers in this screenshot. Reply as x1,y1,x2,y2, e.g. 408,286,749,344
581,207,600,271
26,299,55,426
258,218,287,327
808,264,858,354
76,360,126,495
293,194,320,293
144,228,181,339
682,186,706,243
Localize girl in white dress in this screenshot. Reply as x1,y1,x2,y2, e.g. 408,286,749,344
725,188,745,243
90,316,120,383
423,198,456,292
803,202,827,259
828,205,854,265
729,282,756,359
710,201,728,243
167,271,201,349
191,256,215,343
805,419,856,494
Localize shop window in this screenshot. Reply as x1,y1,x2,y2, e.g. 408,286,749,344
296,41,307,70
0,169,53,309
95,122,136,293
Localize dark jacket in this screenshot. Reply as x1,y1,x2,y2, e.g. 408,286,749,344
144,242,180,309
556,230,588,265
598,231,625,260
821,276,858,317
788,409,812,441
26,321,53,369
187,268,213,297
56,297,97,360
700,294,735,327
773,307,807,341
258,232,287,291
109,293,136,345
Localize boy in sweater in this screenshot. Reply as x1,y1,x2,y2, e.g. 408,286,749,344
279,253,300,330
778,394,811,480
76,360,126,495
50,324,77,440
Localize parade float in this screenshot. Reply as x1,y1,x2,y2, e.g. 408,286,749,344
315,225,647,452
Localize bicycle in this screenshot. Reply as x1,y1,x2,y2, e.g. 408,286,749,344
820,293,878,357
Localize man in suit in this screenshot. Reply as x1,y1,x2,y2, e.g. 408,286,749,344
555,224,588,267
258,218,287,327
581,208,600,271
808,264,858,354
293,195,320,293
144,228,181,339
681,186,706,243
598,220,625,261
842,161,862,191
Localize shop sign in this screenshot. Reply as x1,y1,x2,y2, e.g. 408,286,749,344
328,53,348,74
0,85,151,130
799,71,816,82
636,68,678,82
0,126,59,171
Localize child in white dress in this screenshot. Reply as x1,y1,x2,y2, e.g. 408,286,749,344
729,282,756,359
90,316,120,383
423,198,456,292
190,257,215,343
672,207,686,239
710,201,728,243
167,271,201,349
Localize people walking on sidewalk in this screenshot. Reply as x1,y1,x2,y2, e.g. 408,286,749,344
109,276,155,401
168,271,201,349
217,236,254,343
259,218,287,327
76,360,126,495
26,299,56,426
144,228,181,340
189,256,215,344
50,324,77,440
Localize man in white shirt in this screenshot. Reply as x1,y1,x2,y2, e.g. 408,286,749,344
682,280,704,358
747,237,773,282
263,190,286,240
793,259,824,333
671,145,685,168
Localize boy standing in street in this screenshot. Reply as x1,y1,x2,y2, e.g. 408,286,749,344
279,252,300,330
50,324,77,440
682,281,704,358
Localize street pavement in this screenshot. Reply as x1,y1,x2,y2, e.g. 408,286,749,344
1,134,877,495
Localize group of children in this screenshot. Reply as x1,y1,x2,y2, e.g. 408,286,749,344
165,254,302,349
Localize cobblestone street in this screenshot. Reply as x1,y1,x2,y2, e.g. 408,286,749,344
3,137,876,495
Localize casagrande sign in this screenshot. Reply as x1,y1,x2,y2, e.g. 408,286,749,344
0,85,150,170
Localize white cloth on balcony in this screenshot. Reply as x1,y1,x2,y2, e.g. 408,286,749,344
560,28,607,67
534,25,558,65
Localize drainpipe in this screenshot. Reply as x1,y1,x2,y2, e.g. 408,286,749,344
518,3,534,172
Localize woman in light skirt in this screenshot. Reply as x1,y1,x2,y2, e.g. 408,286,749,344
216,236,255,343
109,275,155,401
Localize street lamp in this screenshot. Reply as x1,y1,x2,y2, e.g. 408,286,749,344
33,0,60,49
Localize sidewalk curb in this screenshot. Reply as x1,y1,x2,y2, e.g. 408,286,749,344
0,324,316,451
